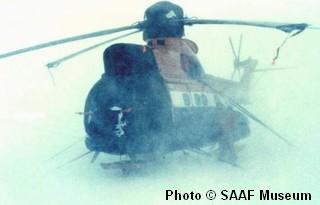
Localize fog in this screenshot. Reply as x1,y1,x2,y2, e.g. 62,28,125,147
0,0,319,205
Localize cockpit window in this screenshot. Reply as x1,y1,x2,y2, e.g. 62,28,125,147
180,54,204,79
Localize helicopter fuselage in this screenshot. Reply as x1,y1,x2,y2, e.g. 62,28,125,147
84,38,250,157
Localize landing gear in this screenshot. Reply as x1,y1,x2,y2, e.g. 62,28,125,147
100,160,149,175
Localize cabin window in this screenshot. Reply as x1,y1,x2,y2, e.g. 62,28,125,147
194,94,201,106
182,93,191,106
201,94,208,106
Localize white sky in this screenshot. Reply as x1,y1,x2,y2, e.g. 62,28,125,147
0,2,319,205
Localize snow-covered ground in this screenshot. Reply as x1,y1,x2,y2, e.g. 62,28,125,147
0,1,319,205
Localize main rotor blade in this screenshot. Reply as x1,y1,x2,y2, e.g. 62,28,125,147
1,17,317,60
57,150,92,169
253,67,297,72
183,18,311,33
47,137,84,161
228,99,293,147
46,30,141,68
91,152,100,163
0,24,142,59
202,79,294,147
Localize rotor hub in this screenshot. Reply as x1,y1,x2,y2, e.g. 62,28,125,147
143,1,185,41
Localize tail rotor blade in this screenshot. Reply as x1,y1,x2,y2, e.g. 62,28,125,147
228,36,237,60
237,69,241,79
238,33,243,62
230,69,237,79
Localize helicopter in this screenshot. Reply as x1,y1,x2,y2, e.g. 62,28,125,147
1,1,319,169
